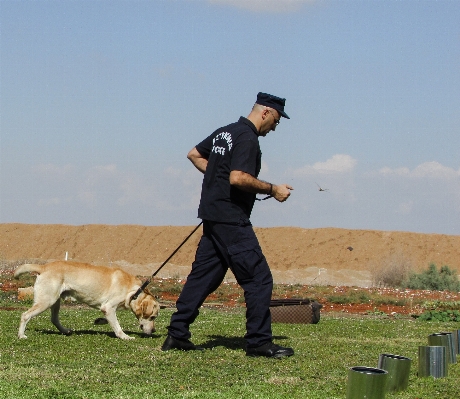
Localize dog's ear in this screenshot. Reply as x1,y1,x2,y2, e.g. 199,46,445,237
141,297,159,318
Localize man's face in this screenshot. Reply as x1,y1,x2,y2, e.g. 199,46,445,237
259,108,281,137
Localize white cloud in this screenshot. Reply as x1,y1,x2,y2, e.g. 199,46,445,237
79,164,156,207
208,0,315,13
29,162,200,211
412,162,459,179
164,166,203,189
293,154,357,176
379,161,460,179
32,163,74,180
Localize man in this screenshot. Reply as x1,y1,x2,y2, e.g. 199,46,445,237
162,92,294,358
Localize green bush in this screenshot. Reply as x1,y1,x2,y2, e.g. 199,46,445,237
404,264,460,292
418,310,460,322
326,290,371,304
420,300,460,311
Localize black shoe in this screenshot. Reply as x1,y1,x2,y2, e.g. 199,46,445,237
246,342,294,358
161,335,204,351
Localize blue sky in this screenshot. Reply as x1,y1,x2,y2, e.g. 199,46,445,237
1,0,459,234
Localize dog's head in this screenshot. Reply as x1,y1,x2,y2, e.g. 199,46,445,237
130,290,160,336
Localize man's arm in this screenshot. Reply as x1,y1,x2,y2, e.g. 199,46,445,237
229,170,293,202
187,147,208,174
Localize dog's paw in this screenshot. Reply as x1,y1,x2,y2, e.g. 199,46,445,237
119,334,135,340
18,334,28,339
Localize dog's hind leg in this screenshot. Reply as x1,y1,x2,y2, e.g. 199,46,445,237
50,299,72,335
18,275,63,339
18,302,52,339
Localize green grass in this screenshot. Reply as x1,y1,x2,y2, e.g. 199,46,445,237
0,305,459,398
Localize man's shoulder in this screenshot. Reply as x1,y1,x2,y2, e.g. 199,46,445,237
216,117,256,134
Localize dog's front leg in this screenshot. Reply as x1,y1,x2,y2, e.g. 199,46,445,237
102,307,134,340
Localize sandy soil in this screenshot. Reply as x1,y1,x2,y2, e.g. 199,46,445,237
1,223,459,287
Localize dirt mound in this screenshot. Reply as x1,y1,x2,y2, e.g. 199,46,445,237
1,223,459,287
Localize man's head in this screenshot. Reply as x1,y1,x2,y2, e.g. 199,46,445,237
255,92,290,119
248,92,289,136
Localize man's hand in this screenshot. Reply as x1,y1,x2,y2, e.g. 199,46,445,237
229,170,293,202
272,184,293,202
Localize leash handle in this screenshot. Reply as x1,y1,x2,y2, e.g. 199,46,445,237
256,183,274,201
255,195,273,201
131,221,203,301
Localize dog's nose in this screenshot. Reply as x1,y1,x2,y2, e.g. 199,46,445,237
140,325,155,333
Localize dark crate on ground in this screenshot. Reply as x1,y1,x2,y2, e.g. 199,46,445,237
270,299,322,324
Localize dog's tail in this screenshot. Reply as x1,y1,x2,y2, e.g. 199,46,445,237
14,263,45,279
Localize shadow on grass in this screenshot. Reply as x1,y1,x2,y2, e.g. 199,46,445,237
202,335,290,350
36,329,162,339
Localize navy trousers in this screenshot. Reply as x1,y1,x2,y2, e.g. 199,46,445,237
167,220,273,348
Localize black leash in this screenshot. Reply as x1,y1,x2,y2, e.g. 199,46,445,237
131,188,271,300
130,221,203,301
255,183,274,201
255,195,273,201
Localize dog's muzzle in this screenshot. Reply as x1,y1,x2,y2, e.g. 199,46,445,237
140,320,155,335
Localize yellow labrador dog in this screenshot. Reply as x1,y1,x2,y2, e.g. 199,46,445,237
14,261,160,340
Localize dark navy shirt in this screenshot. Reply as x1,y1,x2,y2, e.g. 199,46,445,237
196,117,262,224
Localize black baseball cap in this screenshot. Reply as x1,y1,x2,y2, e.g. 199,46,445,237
256,92,290,119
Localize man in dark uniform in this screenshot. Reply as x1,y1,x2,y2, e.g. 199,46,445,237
162,93,294,358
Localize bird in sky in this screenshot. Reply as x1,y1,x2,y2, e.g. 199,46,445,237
315,182,329,192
